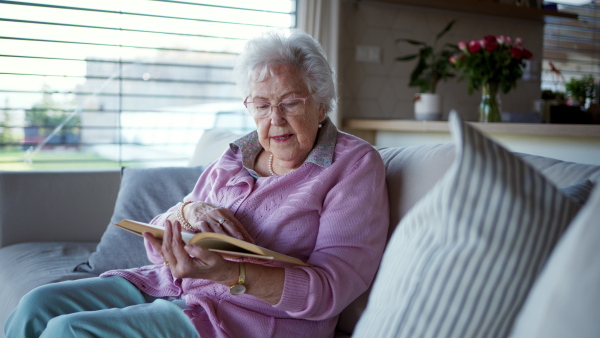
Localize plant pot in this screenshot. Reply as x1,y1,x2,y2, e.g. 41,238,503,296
414,93,441,121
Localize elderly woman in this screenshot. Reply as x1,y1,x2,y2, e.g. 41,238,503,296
5,30,389,338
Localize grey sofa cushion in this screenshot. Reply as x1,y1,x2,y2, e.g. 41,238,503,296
76,166,204,274
0,242,98,336
518,153,600,187
0,170,120,247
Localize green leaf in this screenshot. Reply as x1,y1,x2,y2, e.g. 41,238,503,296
396,38,426,46
444,43,459,51
419,47,434,61
394,19,458,93
435,20,456,41
395,55,418,61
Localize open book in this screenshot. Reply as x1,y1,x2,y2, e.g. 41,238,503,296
115,219,309,266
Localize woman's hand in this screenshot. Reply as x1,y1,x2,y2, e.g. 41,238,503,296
167,201,254,243
144,220,285,305
144,220,238,282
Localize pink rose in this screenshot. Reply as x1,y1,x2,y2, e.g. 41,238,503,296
514,37,523,46
480,35,498,51
469,40,481,53
458,41,468,52
496,35,507,45
449,54,458,64
485,40,499,52
483,35,496,43
510,46,523,60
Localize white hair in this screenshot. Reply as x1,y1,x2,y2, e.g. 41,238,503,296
233,29,337,114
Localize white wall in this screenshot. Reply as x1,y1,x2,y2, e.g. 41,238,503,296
338,1,544,122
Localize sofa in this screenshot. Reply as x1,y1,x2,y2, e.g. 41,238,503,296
1,116,599,338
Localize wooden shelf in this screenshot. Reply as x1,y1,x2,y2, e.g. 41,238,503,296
344,119,600,138
363,0,579,22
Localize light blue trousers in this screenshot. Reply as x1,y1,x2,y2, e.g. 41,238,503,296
4,276,199,338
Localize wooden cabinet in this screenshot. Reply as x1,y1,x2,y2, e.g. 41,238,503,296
344,119,600,138
343,119,600,165
344,119,600,144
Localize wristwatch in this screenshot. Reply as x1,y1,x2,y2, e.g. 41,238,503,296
229,263,246,295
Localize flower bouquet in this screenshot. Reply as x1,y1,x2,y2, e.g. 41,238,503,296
450,35,533,122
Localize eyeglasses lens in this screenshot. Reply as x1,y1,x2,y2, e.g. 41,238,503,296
246,98,306,118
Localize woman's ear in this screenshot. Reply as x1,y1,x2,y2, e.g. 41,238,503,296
318,104,327,121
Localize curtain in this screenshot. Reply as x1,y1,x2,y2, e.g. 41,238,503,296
297,0,342,126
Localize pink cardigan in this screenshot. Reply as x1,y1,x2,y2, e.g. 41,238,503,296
103,130,389,338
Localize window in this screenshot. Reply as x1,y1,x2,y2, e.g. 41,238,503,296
0,0,297,170
541,2,599,103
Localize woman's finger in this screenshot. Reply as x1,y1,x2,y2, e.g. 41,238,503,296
187,206,254,243
202,217,242,240
143,231,162,254
170,221,191,263
205,210,254,243
217,217,254,243
183,244,212,266
216,219,244,237
162,220,177,268
196,220,212,234
230,219,254,243
182,244,230,277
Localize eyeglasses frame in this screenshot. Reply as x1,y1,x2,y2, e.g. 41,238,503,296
243,93,313,118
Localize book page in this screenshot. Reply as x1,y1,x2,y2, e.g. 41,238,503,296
114,219,309,266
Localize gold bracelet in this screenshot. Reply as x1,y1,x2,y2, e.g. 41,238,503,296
176,201,195,232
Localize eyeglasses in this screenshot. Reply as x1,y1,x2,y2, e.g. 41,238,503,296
243,94,312,118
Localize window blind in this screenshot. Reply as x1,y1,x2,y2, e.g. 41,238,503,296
0,0,297,170
542,2,599,96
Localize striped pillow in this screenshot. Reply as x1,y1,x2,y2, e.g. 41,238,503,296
354,113,582,338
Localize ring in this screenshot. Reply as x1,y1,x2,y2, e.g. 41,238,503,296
164,261,169,266
218,219,225,224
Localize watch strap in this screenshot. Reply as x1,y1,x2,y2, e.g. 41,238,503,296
229,263,246,295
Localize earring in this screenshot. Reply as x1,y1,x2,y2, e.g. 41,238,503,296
318,123,322,128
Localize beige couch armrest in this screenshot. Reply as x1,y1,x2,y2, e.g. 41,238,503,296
0,170,121,247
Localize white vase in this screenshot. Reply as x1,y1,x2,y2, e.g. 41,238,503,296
414,93,441,121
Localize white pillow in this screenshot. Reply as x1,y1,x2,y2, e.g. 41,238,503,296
509,184,600,338
353,112,582,338
188,129,244,167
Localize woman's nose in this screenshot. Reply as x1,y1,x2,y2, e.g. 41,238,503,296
269,106,286,125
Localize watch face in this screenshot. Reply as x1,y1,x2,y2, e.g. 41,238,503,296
230,284,246,295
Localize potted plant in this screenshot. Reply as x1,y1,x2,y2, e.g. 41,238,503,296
565,74,597,109
395,20,458,120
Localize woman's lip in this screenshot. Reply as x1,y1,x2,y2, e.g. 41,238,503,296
271,134,293,142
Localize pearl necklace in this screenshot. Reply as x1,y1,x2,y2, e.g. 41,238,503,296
268,153,276,176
